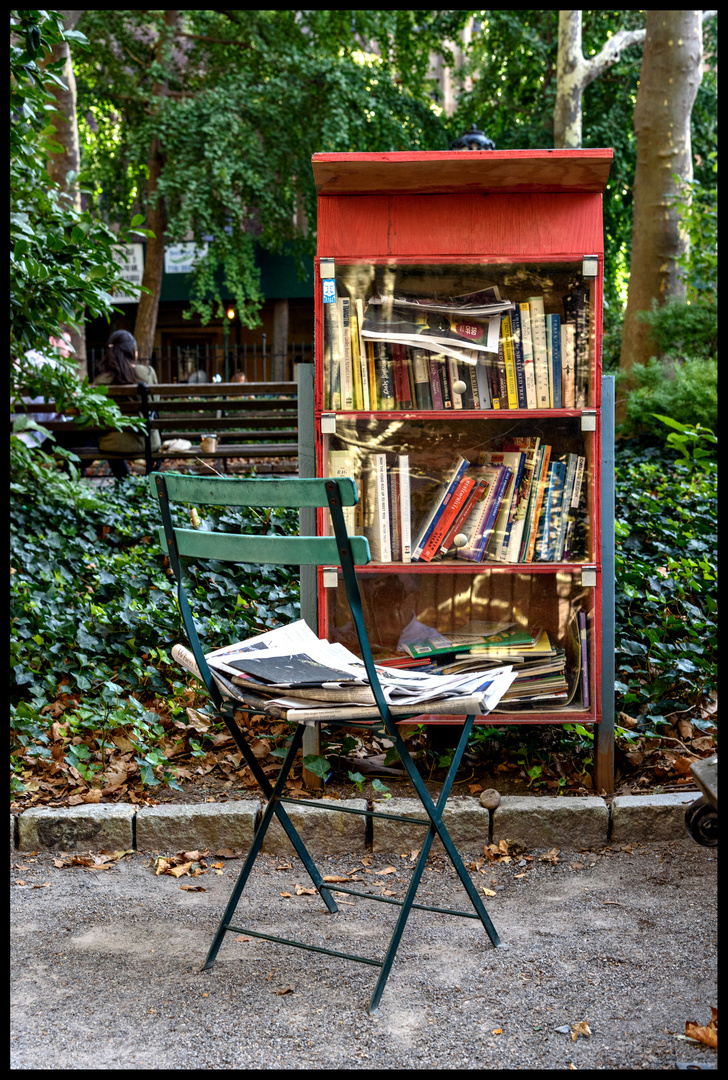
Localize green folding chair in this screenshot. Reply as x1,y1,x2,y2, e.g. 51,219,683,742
151,471,505,1016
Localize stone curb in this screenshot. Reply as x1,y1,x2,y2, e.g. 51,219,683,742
10,792,699,854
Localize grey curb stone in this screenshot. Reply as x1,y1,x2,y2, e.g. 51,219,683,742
492,795,609,851
610,792,695,843
136,801,260,852
261,798,367,855
371,796,490,853
17,804,135,852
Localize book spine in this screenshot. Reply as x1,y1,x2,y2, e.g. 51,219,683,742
510,305,528,408
439,477,489,555
340,297,354,410
324,299,342,410
389,463,401,561
562,454,586,560
471,467,512,561
461,361,477,410
553,453,578,561
482,467,517,562
398,454,411,562
579,610,590,708
374,342,395,410
519,302,537,409
496,453,526,561
439,358,453,409
495,333,508,408
374,453,391,562
412,349,433,410
523,445,552,562
517,445,546,562
501,315,519,409
418,476,475,562
447,357,463,410
349,307,363,410
428,356,444,409
547,313,562,408
327,449,357,535
475,356,492,410
528,296,550,409
561,321,575,409
365,341,378,410
411,455,470,561
355,299,370,410
534,461,558,561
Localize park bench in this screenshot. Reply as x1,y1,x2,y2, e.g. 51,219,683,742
11,381,299,475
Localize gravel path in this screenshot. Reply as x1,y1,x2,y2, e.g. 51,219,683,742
11,839,717,1069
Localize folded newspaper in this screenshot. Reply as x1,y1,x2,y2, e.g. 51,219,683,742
171,619,518,722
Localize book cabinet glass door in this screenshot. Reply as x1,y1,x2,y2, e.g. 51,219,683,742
315,257,602,723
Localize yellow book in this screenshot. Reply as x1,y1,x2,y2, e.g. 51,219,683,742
350,310,364,410
365,341,378,410
501,314,519,409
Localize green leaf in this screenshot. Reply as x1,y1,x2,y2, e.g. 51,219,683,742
302,754,331,779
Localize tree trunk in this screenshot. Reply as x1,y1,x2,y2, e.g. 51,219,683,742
42,11,87,378
132,10,180,362
616,11,703,425
554,11,585,149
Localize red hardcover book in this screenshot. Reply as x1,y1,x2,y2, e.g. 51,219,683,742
418,475,476,562
438,477,490,556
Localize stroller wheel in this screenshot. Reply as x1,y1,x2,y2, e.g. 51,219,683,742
685,796,718,847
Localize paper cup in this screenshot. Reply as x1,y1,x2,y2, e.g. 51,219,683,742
200,434,217,453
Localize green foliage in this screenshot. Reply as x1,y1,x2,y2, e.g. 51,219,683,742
619,354,717,438
10,475,301,793
10,10,150,354
614,430,717,734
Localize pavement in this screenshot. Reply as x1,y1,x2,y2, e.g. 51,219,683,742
10,805,718,1070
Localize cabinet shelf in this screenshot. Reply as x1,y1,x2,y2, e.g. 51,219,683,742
304,149,615,790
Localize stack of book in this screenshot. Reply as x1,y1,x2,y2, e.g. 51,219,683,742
323,284,590,411
328,437,587,565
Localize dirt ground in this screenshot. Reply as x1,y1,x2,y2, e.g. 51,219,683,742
10,838,718,1069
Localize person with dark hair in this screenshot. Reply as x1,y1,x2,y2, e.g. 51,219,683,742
91,330,161,479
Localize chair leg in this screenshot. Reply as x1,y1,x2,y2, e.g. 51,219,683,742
202,724,337,971
367,715,502,1016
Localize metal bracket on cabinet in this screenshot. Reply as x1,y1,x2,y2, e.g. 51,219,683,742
582,256,599,277
320,258,336,279
321,413,337,434
322,567,339,588
581,410,597,431
581,565,597,588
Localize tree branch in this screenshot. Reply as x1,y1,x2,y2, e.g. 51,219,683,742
582,27,646,88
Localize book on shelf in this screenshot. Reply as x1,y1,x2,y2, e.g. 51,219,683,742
392,343,413,409
500,313,519,409
509,305,529,409
465,356,480,409
364,453,392,562
500,436,541,563
561,453,587,561
417,474,476,563
579,609,590,708
339,296,354,410
374,341,395,410
364,340,378,409
519,301,538,408
527,295,550,409
545,312,562,409
389,454,411,562
533,458,566,561
354,298,370,410
552,452,580,560
563,284,590,407
475,356,492,410
403,623,533,660
457,464,512,563
327,448,359,536
411,454,470,561
560,321,576,409
447,356,464,410
480,449,526,562
349,305,364,410
412,348,433,410
439,357,453,409
428,355,444,409
520,443,552,563
361,302,500,356
438,476,490,557
366,285,511,318
323,297,342,409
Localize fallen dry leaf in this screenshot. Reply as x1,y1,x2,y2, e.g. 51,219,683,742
374,867,397,876
179,884,206,892
234,935,253,942
540,849,561,864
482,887,497,897
280,892,292,898
685,1006,717,1049
571,1021,592,1041
275,986,295,995
214,849,242,859
294,885,317,896
492,1028,503,1035
322,875,352,883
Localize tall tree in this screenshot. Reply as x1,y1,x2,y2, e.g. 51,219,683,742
616,11,709,425
73,11,469,358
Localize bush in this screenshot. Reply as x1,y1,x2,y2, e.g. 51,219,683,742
10,474,301,795
614,422,717,735
620,354,717,438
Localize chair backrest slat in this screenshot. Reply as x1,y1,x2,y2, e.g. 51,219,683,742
151,473,358,508
157,526,370,566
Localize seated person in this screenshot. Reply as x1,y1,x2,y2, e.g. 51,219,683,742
91,330,161,480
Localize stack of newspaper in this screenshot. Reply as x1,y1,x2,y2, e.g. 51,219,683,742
172,619,518,722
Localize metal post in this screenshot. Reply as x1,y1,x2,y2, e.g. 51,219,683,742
595,374,615,793
223,318,229,383
297,363,322,792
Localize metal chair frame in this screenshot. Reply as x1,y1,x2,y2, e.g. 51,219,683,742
152,471,503,1016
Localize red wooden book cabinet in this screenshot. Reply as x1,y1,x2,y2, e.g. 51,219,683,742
299,149,615,793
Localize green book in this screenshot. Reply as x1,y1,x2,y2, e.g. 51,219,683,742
403,625,538,659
